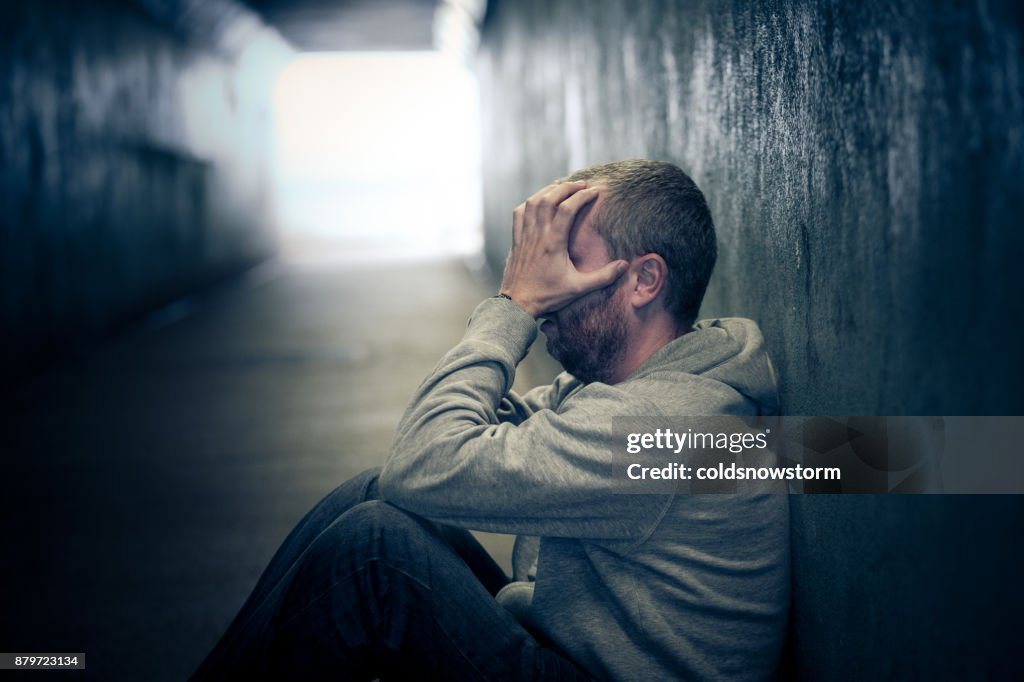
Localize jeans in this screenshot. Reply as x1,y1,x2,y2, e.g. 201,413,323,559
190,468,594,681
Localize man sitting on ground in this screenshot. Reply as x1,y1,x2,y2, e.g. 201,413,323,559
192,159,790,681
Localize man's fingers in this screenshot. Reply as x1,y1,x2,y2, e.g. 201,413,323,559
551,187,600,234
529,179,585,203
524,181,587,227
575,259,630,295
512,203,525,243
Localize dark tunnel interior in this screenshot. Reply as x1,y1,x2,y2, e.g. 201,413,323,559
1,0,1022,679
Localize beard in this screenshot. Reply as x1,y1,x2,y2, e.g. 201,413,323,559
543,285,628,385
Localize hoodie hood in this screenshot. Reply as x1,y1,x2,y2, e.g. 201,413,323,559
628,317,780,415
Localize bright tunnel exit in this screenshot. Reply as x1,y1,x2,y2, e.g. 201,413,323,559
272,52,483,264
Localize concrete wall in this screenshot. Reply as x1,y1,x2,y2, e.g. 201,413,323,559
477,0,1024,417
476,1,1024,679
0,0,288,380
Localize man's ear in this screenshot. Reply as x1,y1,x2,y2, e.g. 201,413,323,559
629,254,669,309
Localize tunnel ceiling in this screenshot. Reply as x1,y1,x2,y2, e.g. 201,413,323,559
242,0,441,51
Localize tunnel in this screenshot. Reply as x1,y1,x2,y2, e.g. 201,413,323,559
1,0,1022,679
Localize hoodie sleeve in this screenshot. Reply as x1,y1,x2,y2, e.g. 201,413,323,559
379,297,669,541
497,373,579,425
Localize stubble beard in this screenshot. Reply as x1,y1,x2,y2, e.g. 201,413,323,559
544,286,629,385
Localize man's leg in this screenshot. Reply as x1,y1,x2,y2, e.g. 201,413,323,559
204,468,507,656
237,468,386,620
191,467,384,678
270,500,591,680
193,470,585,680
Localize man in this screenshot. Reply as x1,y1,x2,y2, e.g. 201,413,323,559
192,159,790,681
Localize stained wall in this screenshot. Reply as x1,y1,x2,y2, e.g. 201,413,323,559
476,1,1024,678
477,0,1024,416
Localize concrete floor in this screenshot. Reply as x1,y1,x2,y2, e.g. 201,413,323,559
0,258,559,681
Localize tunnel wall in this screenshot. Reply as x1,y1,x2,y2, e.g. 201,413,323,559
477,0,1024,417
0,0,286,379
476,1,1024,679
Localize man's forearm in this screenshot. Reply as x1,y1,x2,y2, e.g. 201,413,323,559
379,297,536,514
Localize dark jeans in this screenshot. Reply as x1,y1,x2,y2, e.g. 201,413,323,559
190,468,593,681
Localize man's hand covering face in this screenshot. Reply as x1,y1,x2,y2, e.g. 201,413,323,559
499,180,629,318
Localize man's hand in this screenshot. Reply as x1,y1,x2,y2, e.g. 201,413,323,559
499,181,629,318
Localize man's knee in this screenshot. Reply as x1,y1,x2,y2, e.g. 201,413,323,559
322,499,443,568
339,499,427,536
317,467,383,511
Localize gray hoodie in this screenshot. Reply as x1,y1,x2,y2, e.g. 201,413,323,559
380,297,790,681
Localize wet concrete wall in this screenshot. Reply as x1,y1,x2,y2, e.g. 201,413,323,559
0,0,288,380
476,1,1024,679
477,0,1024,417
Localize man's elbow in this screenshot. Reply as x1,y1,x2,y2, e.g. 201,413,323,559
376,465,403,503
378,463,456,521
377,465,422,513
